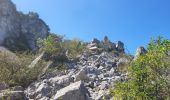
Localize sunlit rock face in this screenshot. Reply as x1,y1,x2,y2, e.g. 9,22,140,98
134,46,147,60
0,0,49,51
0,0,18,44
135,46,147,56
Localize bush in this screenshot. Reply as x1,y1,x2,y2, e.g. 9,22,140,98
37,34,67,62
112,37,170,99
0,51,47,88
38,34,86,61
63,39,86,59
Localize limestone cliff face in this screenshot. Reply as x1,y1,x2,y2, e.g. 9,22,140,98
0,0,49,51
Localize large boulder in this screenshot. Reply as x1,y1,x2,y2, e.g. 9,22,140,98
75,66,99,82
53,81,90,100
25,74,74,99
0,0,49,51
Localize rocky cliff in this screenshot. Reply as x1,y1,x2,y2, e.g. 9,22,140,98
0,0,49,51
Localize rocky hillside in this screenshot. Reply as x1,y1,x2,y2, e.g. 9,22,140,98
0,0,49,51
0,36,136,100
0,1,144,100
1,0,169,100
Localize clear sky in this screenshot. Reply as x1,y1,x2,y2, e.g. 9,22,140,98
11,0,170,54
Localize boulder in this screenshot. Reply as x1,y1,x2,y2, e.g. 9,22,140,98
25,74,74,99
53,81,90,100
49,75,74,87
99,81,109,90
75,66,99,82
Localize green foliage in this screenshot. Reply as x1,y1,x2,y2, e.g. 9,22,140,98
38,33,67,61
112,37,170,99
0,52,46,87
38,34,86,61
63,39,85,59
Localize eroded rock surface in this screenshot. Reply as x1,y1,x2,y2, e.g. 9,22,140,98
0,0,49,51
25,51,130,100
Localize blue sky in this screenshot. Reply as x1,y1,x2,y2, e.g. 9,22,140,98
12,0,170,54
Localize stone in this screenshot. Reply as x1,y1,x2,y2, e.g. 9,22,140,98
75,66,99,82
49,75,73,87
134,46,147,60
25,74,75,99
89,46,98,51
98,74,104,80
0,83,9,91
53,81,90,100
105,61,116,70
75,69,89,82
109,68,115,77
99,81,109,90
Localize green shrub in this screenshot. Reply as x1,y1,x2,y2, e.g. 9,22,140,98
112,37,170,99
0,51,47,88
38,34,86,61
37,33,67,62
63,39,86,59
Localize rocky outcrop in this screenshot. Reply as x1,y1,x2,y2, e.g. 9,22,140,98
87,36,124,54
135,46,147,56
0,0,49,51
134,46,147,60
116,41,124,53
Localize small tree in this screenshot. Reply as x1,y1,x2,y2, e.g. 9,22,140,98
38,33,67,61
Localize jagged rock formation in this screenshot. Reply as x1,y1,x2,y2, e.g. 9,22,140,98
134,46,147,60
87,36,125,54
0,0,49,51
